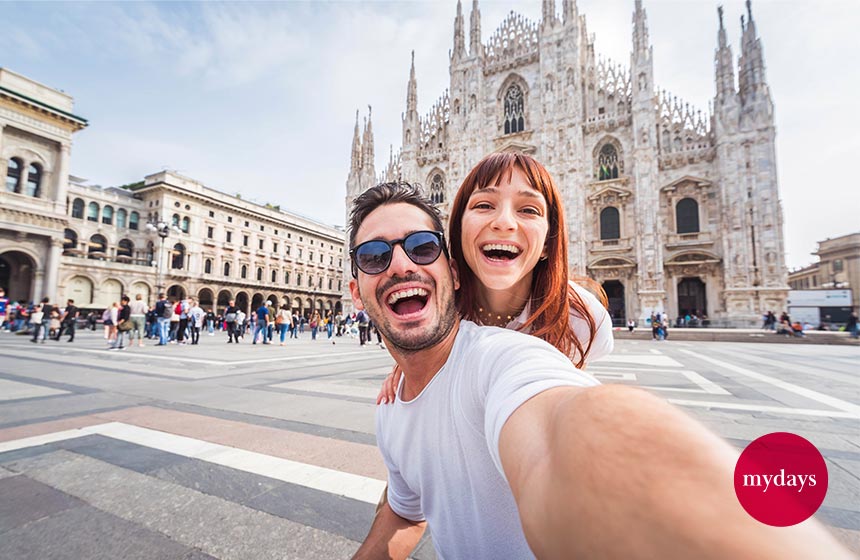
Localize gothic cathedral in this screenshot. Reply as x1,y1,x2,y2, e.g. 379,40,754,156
345,0,787,327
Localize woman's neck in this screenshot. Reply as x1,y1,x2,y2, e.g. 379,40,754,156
475,278,532,326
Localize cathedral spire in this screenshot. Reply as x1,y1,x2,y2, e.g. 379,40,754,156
406,51,418,114
453,0,466,60
362,106,375,175
542,0,557,28
738,0,768,106
350,110,361,171
714,6,736,105
632,0,650,55
469,0,483,58
562,0,578,26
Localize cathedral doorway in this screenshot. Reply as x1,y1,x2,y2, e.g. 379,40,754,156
601,280,626,327
0,251,35,303
677,277,707,319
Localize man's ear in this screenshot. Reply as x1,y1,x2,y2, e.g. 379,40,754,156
450,258,461,292
349,279,365,310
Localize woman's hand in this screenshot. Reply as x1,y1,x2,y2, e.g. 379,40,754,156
377,364,403,404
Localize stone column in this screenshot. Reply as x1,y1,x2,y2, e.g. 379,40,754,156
55,143,71,208
43,238,63,301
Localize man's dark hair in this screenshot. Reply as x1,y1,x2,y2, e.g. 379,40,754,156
348,181,444,251
158,293,165,299
41,296,49,303
121,295,130,303
67,299,74,304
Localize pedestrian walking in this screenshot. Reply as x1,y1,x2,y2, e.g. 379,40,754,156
128,293,148,347
357,309,370,345
54,299,79,342
154,294,171,345
252,301,270,345
189,299,204,345
224,300,239,343
30,298,50,343
110,296,131,350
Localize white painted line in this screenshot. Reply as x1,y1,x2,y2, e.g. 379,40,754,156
594,354,684,368
668,399,860,419
271,379,380,400
678,370,731,396
679,349,860,416
0,422,386,504
649,349,662,355
0,379,69,401
592,372,637,381
646,386,709,394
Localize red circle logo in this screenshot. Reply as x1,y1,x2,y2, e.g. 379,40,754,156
734,432,828,527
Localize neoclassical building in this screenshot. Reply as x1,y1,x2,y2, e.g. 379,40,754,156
345,0,788,327
2,68,345,315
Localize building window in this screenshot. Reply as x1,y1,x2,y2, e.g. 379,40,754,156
102,205,114,225
285,246,291,255
209,210,215,218
207,226,214,239
297,273,302,285
172,214,180,228
129,212,139,230
117,239,134,258
88,234,107,258
273,242,278,253
430,173,444,204
243,235,249,246
833,259,844,273
271,270,277,283
260,225,264,232
224,262,231,277
181,217,190,233
171,244,185,269
676,198,700,234
116,209,127,228
328,278,333,289
63,229,78,252
87,202,100,222
226,231,233,243
597,144,620,180
228,216,233,223
259,239,264,250
71,198,85,219
285,271,290,284
244,220,249,227
241,265,248,279
256,267,263,281
298,248,303,259
26,164,42,197
5,158,22,193
204,259,212,274
600,207,620,240
309,252,314,262
503,84,525,134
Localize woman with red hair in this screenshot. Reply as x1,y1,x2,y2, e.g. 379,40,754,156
377,152,612,403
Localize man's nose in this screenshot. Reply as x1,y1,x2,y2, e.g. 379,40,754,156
387,243,417,276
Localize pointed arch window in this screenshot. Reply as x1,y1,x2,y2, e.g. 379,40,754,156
597,144,620,180
26,164,42,197
116,209,128,228
71,198,85,219
5,158,22,193
676,198,700,234
503,84,525,135
87,202,100,222
171,243,186,270
102,205,114,225
430,173,444,204
600,207,621,240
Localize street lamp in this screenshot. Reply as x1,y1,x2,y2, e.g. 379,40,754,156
146,220,181,294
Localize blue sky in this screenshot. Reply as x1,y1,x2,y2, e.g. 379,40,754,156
2,0,858,268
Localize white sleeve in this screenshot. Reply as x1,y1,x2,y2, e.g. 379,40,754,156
375,410,425,522
481,333,600,478
569,281,614,364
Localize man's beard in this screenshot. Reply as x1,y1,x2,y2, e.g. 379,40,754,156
365,273,458,354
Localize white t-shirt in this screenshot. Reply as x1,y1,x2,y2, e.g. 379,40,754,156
506,280,614,365
377,320,600,559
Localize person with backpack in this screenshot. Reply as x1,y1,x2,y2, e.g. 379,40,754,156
175,298,189,344
224,300,239,343
154,294,171,346
357,309,370,346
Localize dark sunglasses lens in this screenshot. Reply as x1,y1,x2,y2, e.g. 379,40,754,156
356,241,392,274
405,232,442,264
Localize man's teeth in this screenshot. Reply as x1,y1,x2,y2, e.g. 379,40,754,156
482,243,520,254
387,288,429,305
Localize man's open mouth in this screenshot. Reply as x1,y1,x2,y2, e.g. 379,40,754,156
481,243,521,262
386,287,430,316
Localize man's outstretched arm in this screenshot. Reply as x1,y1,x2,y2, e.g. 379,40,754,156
499,384,852,559
352,501,426,560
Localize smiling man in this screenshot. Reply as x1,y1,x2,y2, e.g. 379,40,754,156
348,182,850,560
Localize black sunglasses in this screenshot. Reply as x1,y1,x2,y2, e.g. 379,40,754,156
351,230,448,276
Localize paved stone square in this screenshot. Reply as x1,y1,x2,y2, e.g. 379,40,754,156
0,329,858,558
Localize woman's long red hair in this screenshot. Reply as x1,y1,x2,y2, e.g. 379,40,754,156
448,152,602,368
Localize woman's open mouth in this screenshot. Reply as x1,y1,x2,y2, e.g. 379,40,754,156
481,243,521,262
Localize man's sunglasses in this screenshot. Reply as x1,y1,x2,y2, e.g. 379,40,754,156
350,230,448,276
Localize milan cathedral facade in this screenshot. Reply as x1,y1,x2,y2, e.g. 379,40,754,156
345,0,788,327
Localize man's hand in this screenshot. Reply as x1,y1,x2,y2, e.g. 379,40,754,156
499,384,852,559
352,501,426,560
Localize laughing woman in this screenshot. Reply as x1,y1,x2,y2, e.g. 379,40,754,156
377,152,613,403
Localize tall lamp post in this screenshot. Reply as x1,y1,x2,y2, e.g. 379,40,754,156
147,220,180,295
